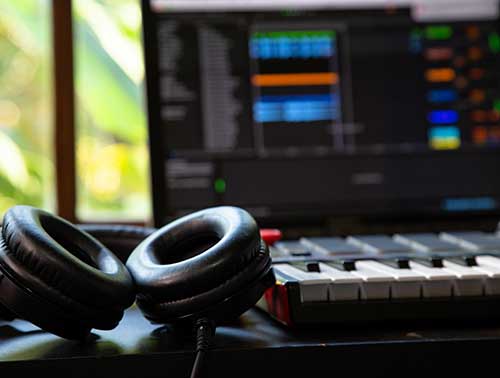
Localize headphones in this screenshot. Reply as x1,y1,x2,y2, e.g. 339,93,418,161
0,205,275,340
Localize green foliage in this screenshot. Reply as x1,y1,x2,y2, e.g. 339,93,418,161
0,0,53,214
74,8,145,144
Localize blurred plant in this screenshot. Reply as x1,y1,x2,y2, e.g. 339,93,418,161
0,0,54,216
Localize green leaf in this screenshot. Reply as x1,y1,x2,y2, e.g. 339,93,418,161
75,20,146,144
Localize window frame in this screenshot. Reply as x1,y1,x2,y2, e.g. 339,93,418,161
52,0,77,222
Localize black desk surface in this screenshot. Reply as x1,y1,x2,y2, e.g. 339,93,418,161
1,305,499,377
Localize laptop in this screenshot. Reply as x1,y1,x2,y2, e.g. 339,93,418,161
141,0,500,235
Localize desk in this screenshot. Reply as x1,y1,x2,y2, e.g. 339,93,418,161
0,306,499,377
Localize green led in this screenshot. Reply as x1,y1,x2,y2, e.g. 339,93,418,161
410,27,423,38
489,32,500,53
281,10,300,17
214,178,226,194
425,25,453,40
494,99,500,113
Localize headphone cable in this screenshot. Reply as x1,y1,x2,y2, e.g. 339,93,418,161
190,318,216,378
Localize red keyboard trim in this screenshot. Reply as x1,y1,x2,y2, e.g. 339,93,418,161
264,282,292,326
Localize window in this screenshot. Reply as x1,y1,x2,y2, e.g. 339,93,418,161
0,0,151,222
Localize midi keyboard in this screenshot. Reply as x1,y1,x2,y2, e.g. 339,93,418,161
259,230,500,326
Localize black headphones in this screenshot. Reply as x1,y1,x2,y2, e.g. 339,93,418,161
0,205,275,340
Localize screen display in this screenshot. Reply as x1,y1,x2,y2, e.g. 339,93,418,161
142,0,500,225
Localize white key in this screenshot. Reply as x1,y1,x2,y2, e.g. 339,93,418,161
475,255,500,270
393,233,460,252
319,263,362,301
408,261,455,297
365,261,425,281
473,258,500,278
346,235,408,254
351,261,395,300
359,260,425,299
476,255,500,268
300,237,363,255
473,256,500,295
440,232,500,251
442,260,485,296
273,264,330,303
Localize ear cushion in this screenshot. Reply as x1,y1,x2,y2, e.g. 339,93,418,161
0,206,135,336
126,206,274,323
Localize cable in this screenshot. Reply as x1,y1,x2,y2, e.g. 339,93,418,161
190,318,216,378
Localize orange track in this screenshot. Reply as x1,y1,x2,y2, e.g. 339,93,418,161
252,72,338,87
425,68,455,82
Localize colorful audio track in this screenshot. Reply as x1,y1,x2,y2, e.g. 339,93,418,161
250,30,341,125
250,30,335,60
254,94,339,123
412,24,500,150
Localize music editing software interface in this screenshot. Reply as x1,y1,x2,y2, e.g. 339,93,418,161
145,0,500,222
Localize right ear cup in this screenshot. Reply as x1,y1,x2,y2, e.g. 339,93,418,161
0,206,135,339
126,206,275,325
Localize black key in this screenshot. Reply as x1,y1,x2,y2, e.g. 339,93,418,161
446,255,478,267
381,258,410,269
328,260,357,271
291,261,322,273
413,256,444,268
306,262,321,272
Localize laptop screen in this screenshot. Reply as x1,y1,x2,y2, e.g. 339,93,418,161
142,0,500,227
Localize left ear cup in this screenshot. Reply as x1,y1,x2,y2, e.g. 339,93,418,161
126,206,275,324
0,206,135,339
